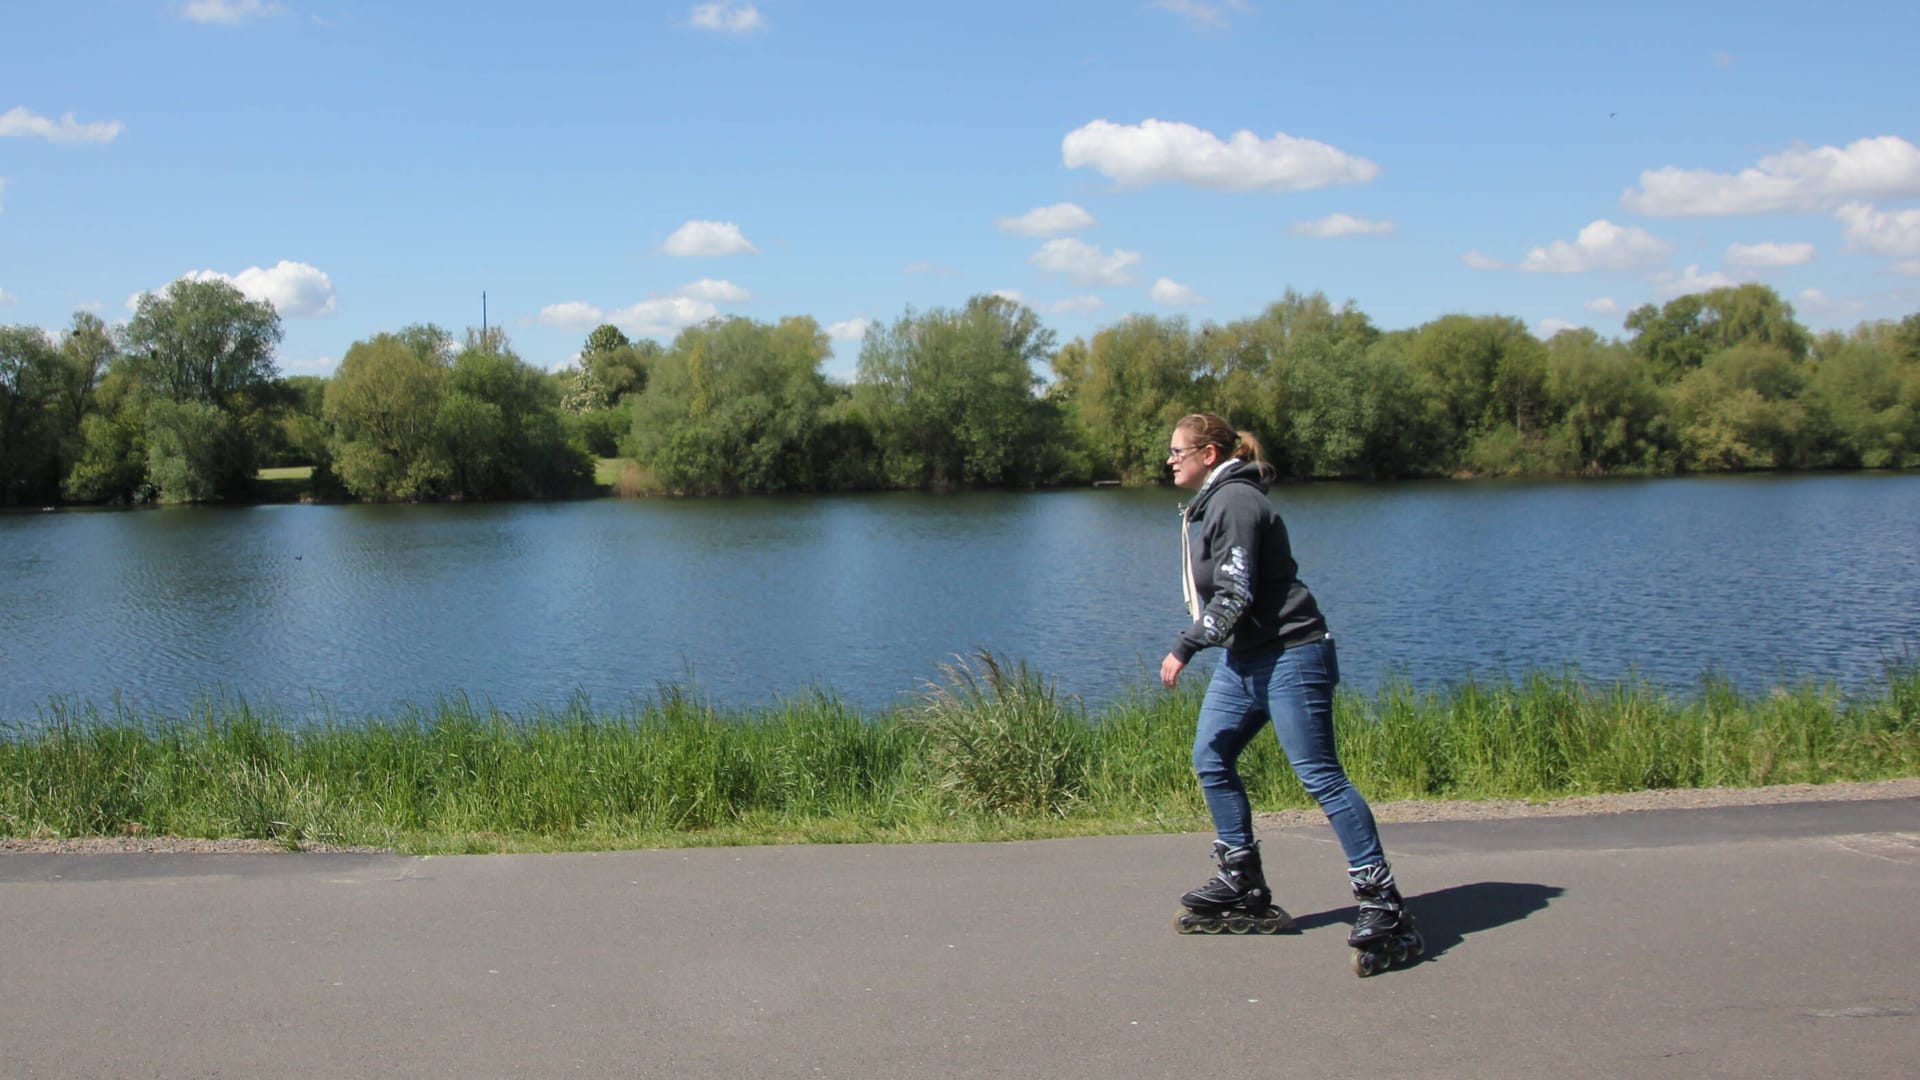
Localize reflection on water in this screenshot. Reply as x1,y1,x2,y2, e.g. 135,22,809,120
2,474,1916,722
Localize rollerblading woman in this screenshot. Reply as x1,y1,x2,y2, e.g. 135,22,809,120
1158,414,1418,975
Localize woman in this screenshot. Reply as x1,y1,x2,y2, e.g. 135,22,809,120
1161,413,1418,971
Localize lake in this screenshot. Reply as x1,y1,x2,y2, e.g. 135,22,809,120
3,473,1916,723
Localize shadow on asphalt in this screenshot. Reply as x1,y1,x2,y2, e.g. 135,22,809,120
1291,881,1565,962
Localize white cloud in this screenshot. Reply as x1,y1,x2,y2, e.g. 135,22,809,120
1651,264,1741,300
0,106,124,144
904,261,957,277
662,219,759,256
1151,0,1254,31
1149,277,1207,305
538,302,606,332
1062,118,1378,193
180,0,285,23
1713,52,1734,68
1050,295,1104,314
132,261,336,318
226,261,336,317
1029,237,1142,286
826,317,870,341
1292,212,1394,237
1835,202,1920,258
1622,136,1920,217
1584,296,1620,314
610,297,718,338
674,278,751,303
1797,288,1866,317
1892,260,1920,277
0,287,15,306
542,288,734,337
688,2,767,33
1534,318,1581,338
1515,220,1672,273
997,202,1096,236
1725,241,1816,268
992,289,1025,305
1465,223,1669,274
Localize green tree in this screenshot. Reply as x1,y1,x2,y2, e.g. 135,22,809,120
119,278,284,499
1289,333,1441,478
1055,314,1200,484
1893,313,1920,362
434,337,590,498
143,398,240,503
1216,292,1418,477
856,296,1058,488
1805,329,1918,468
561,322,656,463
56,312,115,439
1543,329,1672,473
1626,284,1811,380
1672,342,1810,470
584,324,630,358
124,279,282,406
271,374,331,469
61,367,146,503
0,326,66,504
630,316,835,494
323,329,452,499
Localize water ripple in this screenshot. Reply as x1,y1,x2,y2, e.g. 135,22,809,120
2,475,1915,723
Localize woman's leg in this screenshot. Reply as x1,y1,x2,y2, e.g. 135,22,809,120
1190,657,1268,849
1262,638,1385,868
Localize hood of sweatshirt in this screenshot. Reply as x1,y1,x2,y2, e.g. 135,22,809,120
1182,457,1269,520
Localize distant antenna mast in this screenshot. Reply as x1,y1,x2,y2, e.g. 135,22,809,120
482,291,488,348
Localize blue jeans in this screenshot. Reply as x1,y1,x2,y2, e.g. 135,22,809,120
1191,637,1385,868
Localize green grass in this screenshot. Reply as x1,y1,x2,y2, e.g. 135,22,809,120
3,653,1915,853
253,465,315,503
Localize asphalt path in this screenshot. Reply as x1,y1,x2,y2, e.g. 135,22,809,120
4,798,1918,1079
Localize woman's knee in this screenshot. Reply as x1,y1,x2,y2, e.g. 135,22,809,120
1294,761,1353,803
1192,735,1243,783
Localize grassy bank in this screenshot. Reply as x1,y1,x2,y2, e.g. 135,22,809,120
3,654,1915,854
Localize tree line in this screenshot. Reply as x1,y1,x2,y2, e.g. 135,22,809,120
2,278,1917,505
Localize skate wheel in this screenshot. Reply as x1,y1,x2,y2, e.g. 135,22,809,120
1388,939,1408,964
1261,906,1297,934
1406,929,1425,959
1175,912,1225,935
1351,948,1382,978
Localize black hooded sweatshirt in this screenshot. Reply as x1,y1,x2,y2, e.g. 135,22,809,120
1172,458,1329,664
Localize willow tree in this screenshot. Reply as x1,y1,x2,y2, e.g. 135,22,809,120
628,316,835,494
118,278,283,500
856,295,1063,489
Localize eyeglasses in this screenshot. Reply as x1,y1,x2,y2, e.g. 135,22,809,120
1167,445,1204,462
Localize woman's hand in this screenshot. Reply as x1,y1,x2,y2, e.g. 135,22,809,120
1160,652,1185,689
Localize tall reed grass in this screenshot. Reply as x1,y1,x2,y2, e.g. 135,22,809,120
3,653,1915,852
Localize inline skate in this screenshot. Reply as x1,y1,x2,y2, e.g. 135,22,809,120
1347,861,1423,976
1174,840,1296,935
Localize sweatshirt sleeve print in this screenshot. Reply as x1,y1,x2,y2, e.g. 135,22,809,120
1174,491,1261,660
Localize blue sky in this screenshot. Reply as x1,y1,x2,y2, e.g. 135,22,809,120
3,1,1918,382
